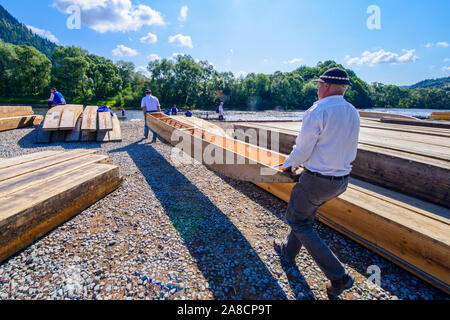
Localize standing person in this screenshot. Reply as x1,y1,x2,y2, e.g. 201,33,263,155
171,104,178,116
218,102,224,121
274,67,360,298
141,89,161,142
47,88,66,109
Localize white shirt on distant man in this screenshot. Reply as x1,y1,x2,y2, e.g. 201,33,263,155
141,94,160,112
283,95,360,177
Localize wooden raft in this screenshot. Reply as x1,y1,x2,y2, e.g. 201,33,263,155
0,106,43,132
232,122,450,208
36,105,122,144
0,149,122,263
147,114,450,293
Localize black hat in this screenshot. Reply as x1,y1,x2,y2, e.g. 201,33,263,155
315,67,351,86
145,89,152,94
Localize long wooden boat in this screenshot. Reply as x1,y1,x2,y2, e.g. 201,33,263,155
146,113,450,293
359,111,417,120
430,112,450,121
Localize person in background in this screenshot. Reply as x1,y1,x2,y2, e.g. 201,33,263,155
121,108,126,117
47,88,66,109
141,89,161,142
274,67,360,298
218,102,224,121
185,109,193,117
171,104,178,116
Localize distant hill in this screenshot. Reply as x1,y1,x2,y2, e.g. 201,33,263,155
409,76,450,89
0,4,57,58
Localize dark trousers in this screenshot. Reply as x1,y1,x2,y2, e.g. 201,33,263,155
47,101,54,109
283,171,349,281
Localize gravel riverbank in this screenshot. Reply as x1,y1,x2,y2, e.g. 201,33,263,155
0,121,447,300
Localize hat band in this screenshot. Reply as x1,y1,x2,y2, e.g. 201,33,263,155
320,75,350,81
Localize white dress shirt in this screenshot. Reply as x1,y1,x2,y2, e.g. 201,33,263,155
283,95,360,177
141,95,160,112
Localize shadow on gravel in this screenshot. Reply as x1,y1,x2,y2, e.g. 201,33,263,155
16,126,103,150
110,140,290,300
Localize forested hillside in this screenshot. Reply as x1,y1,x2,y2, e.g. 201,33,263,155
409,77,450,89
0,4,56,58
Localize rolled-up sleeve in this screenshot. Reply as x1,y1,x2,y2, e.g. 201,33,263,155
283,109,322,170
141,98,146,108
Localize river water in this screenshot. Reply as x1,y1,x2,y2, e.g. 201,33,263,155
32,108,450,122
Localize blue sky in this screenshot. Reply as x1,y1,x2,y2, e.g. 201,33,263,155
2,0,449,85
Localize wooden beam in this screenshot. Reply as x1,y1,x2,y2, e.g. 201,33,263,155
0,115,43,132
108,114,122,142
0,106,33,118
59,105,84,131
0,151,62,170
81,106,99,132
65,115,83,142
98,112,113,131
0,163,121,263
41,106,65,131
380,118,450,129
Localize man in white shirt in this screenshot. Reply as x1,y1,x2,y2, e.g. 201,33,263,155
141,89,161,142
274,67,360,298
218,102,224,121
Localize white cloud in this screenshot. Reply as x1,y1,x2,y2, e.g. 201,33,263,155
53,0,165,33
135,66,151,78
235,71,247,78
442,66,450,72
169,34,193,48
112,45,138,57
178,5,188,22
426,42,449,48
444,58,450,62
283,58,304,65
345,49,419,66
147,54,161,61
27,25,59,43
140,32,157,44
263,58,269,63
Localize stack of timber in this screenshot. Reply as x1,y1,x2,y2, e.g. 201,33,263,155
430,112,450,121
36,105,122,144
380,117,450,129
358,110,417,120
146,113,450,293
0,106,43,132
231,121,450,208
0,149,122,263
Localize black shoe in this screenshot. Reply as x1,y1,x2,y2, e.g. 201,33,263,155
326,273,354,297
273,239,296,263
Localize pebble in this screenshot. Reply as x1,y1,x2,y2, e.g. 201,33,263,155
0,121,446,301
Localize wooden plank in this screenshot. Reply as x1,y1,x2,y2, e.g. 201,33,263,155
35,122,52,144
232,123,450,207
380,118,450,129
0,149,99,182
0,115,43,132
81,131,96,142
0,151,62,170
0,106,33,118
96,130,110,142
59,105,84,131
65,115,82,142
42,106,65,131
81,106,98,132
108,114,122,142
51,130,66,143
0,154,109,198
359,111,417,120
98,112,113,131
0,163,121,263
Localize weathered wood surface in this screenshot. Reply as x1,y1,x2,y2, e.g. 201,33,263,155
81,131,96,142
35,122,52,144
98,112,113,131
108,114,122,142
0,150,121,263
42,106,65,131
380,117,450,129
59,105,84,131
430,112,450,120
0,115,43,132
81,106,99,132
147,115,450,292
232,123,450,208
0,106,33,118
96,130,110,142
359,111,417,120
0,151,60,170
65,116,82,142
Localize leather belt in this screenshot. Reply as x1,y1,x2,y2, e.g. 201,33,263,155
304,169,349,181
